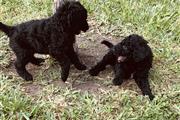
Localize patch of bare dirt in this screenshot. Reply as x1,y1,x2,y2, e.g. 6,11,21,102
76,31,121,68
21,83,42,96
73,80,107,95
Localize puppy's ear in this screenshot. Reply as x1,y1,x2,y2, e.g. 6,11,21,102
133,40,149,62
67,2,81,26
67,10,73,27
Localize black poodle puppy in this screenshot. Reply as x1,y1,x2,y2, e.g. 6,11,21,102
89,34,154,100
0,1,89,82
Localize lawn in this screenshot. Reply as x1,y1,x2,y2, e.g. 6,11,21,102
0,0,179,119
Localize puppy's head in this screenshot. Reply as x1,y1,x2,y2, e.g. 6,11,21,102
112,43,130,63
113,34,149,63
55,1,89,34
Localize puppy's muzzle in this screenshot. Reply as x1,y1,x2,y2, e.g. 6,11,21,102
82,22,89,32
117,56,126,62
82,25,89,32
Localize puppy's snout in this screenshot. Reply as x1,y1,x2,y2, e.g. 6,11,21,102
117,56,126,62
82,25,89,32
82,21,89,32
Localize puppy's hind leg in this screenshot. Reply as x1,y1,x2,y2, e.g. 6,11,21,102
14,51,33,81
134,70,155,100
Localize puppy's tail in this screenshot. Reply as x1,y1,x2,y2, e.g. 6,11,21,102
101,40,114,48
0,22,14,36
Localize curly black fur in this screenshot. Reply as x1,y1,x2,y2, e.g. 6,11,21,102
89,34,155,100
0,1,89,82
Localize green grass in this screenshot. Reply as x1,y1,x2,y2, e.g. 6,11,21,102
0,0,180,119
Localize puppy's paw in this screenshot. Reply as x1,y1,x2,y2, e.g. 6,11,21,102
61,74,68,82
61,79,67,82
23,74,33,81
89,69,99,76
112,78,123,85
149,94,155,101
75,64,87,70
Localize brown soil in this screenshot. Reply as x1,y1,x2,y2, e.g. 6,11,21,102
21,83,43,96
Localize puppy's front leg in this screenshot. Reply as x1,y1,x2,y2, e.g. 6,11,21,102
66,47,86,70
112,64,124,85
49,48,71,82
59,59,71,82
89,51,115,76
